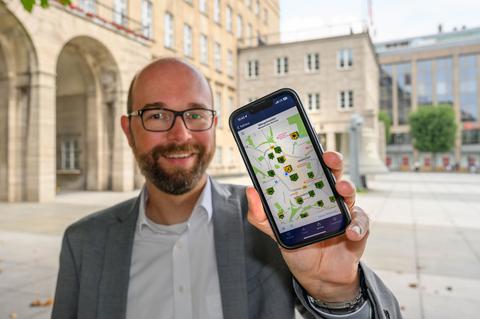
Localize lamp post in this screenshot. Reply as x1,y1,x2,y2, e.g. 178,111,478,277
349,113,363,190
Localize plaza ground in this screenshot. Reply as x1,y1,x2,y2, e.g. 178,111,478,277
0,172,479,318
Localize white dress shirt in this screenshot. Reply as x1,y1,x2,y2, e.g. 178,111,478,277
126,178,224,319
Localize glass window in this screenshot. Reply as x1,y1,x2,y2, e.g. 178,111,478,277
199,0,207,14
397,62,412,125
214,0,221,23
58,139,80,171
436,57,453,105
462,129,480,145
183,24,193,57
459,54,478,122
417,60,433,106
237,15,243,39
78,0,95,13
214,42,222,72
226,6,232,32
275,57,288,75
114,0,128,26
200,34,208,65
164,13,174,48
305,53,320,72
247,60,259,79
141,0,153,38
247,23,253,46
307,93,320,111
380,64,393,122
337,49,353,69
338,91,354,110
227,50,233,77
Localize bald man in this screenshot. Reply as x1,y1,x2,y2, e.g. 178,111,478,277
52,58,401,319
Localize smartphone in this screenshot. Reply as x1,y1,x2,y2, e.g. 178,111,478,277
229,88,351,249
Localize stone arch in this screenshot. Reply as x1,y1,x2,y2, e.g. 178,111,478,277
55,36,121,192
0,4,39,201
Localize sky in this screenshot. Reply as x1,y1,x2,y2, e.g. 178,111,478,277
280,0,480,43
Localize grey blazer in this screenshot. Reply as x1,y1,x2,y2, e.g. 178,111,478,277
52,179,402,319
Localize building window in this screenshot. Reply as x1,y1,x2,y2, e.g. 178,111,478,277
397,62,412,125
228,96,234,115
200,34,208,65
247,23,253,46
183,24,193,57
255,0,259,15
462,129,480,145
263,8,268,25
338,90,353,110
214,42,222,72
164,13,174,48
58,139,80,171
459,54,478,122
237,15,243,39
141,0,153,38
380,64,393,123
215,146,223,165
247,60,259,79
337,49,353,69
78,0,95,13
227,50,234,77
226,5,232,32
199,0,207,14
275,57,288,75
215,91,222,128
214,0,221,24
417,59,433,106
113,0,128,26
305,53,320,72
307,93,320,111
436,57,453,105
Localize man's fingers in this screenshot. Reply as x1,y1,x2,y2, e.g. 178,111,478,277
323,151,343,180
335,180,356,209
345,206,370,242
246,187,276,240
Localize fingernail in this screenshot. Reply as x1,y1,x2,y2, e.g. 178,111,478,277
351,225,362,235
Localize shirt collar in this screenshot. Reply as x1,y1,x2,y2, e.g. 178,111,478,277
137,177,213,234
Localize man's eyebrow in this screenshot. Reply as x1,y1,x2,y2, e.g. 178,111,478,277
142,102,168,109
187,102,212,109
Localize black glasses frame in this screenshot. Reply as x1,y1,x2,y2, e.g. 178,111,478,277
128,105,217,132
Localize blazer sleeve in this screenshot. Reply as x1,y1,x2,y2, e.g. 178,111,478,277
51,227,80,319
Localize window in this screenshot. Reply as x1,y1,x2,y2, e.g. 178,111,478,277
417,60,433,106
58,139,80,171
247,23,253,46
380,64,393,123
164,13,174,48
275,57,288,75
214,42,222,72
337,49,353,69
307,93,320,111
237,15,243,39
214,0,221,23
78,0,95,13
305,53,320,72
215,91,222,127
436,57,453,105
183,24,193,57
141,0,153,38
459,54,478,122
228,96,234,115
226,6,232,32
462,129,480,145
199,0,207,14
255,0,259,15
114,0,128,26
263,8,268,24
247,60,259,79
215,146,223,165
396,63,412,124
200,34,208,65
227,50,234,77
338,90,354,110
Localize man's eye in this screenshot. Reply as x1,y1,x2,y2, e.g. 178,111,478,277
190,113,202,119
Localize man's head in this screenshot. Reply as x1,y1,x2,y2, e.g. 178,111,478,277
121,58,216,195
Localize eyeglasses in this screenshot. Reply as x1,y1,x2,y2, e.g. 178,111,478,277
128,104,216,132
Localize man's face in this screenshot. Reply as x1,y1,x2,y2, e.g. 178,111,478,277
123,62,216,195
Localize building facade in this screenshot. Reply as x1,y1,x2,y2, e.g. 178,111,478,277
237,32,387,174
377,27,480,171
0,0,279,202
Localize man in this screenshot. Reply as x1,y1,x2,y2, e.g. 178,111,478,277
52,58,401,319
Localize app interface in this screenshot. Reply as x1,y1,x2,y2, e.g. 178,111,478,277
235,95,345,241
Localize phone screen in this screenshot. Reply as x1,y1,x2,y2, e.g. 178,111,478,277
232,91,348,247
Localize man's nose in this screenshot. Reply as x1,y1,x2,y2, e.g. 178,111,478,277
167,115,191,142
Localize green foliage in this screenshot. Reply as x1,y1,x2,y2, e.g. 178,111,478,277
20,0,71,12
408,105,457,153
378,111,392,144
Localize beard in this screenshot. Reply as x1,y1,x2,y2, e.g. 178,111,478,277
135,142,214,195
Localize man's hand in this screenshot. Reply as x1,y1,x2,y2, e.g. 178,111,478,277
246,151,370,302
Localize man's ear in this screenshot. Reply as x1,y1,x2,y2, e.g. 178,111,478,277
121,115,135,147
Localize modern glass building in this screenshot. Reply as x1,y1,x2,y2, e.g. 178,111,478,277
376,27,480,171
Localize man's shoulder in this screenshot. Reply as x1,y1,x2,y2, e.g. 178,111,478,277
63,196,139,239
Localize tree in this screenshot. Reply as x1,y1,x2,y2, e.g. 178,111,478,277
378,110,392,144
408,105,457,170
20,0,70,12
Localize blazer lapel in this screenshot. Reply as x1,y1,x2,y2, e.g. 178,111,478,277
97,197,140,319
211,179,249,319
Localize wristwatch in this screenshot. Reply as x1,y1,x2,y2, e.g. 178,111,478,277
308,287,366,315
